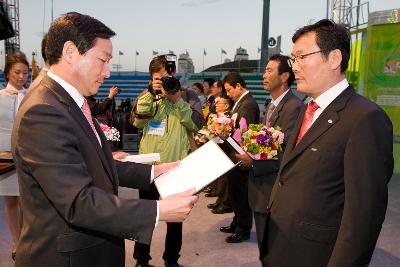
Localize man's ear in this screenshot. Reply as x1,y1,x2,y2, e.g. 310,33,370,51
281,72,289,84
62,41,78,64
328,49,342,71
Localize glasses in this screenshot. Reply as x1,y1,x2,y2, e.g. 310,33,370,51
287,50,324,68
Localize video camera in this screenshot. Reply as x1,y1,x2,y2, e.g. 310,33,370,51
149,54,181,95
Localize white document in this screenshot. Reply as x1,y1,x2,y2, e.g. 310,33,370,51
225,136,246,155
154,140,235,199
120,153,160,163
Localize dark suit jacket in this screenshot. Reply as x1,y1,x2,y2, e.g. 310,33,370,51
248,90,302,213
86,95,113,117
232,92,260,130
263,86,394,267
12,76,157,267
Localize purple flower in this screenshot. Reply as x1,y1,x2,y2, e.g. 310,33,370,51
255,134,267,145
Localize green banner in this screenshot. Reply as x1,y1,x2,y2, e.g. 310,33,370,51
360,23,400,136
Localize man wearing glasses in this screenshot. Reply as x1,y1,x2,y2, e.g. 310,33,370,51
261,19,393,267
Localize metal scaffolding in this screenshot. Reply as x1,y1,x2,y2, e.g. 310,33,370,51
328,0,369,29
4,0,20,56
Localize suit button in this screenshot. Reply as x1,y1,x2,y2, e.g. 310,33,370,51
278,181,283,187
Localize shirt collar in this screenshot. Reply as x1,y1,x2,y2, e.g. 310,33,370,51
313,79,349,111
4,83,27,95
47,71,85,109
271,89,289,107
232,90,249,111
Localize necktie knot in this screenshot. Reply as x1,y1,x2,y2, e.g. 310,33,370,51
306,100,319,114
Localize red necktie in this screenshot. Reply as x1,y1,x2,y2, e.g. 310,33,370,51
296,100,319,145
81,99,100,143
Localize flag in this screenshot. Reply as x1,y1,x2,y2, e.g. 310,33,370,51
119,50,124,55
31,52,39,81
203,49,207,56
136,51,139,56
152,50,158,55
221,49,227,55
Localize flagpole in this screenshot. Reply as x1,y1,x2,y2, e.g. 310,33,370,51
134,52,137,76
118,52,121,76
220,50,222,75
202,54,204,72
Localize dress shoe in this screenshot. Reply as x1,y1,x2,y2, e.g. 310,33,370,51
219,225,235,233
212,206,233,214
207,202,219,209
225,232,250,243
135,261,150,267
205,191,218,197
164,260,180,267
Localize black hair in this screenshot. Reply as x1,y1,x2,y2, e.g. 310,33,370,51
222,72,246,88
46,12,115,66
292,19,350,72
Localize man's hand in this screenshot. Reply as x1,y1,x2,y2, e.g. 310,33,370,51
112,151,129,161
159,188,199,222
154,161,180,177
108,86,119,98
235,153,253,167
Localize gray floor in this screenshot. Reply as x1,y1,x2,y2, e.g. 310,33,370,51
1,174,399,267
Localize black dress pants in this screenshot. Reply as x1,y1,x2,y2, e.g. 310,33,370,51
133,184,182,263
227,167,252,234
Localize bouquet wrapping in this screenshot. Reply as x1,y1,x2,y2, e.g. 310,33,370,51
99,123,120,141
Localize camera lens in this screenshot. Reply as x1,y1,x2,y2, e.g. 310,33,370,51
161,76,180,94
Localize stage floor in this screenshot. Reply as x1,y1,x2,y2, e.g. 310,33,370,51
1,174,399,267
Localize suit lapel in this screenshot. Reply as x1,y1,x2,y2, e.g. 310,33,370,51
93,119,118,191
43,76,117,188
269,90,292,127
280,87,355,171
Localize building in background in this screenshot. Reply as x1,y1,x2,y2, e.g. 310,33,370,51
178,51,195,74
233,47,249,61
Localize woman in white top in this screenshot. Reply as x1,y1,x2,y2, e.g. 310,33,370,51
0,52,29,260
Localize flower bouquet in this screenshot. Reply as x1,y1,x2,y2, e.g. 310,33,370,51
207,113,234,138
241,123,284,160
99,123,120,142
195,113,234,146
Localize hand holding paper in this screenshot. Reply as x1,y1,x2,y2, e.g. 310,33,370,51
154,161,180,177
112,151,129,160
159,188,199,222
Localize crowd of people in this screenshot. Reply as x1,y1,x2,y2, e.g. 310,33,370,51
0,11,394,267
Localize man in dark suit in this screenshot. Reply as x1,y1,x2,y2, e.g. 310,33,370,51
11,12,198,267
236,54,302,262
261,19,393,267
220,72,260,243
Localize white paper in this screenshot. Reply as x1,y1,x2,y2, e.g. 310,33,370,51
154,140,235,199
225,136,246,155
120,153,160,163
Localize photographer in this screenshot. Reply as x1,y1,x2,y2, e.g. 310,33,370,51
131,55,203,267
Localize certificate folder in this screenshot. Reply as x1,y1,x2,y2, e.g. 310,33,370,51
154,140,236,199
223,136,246,155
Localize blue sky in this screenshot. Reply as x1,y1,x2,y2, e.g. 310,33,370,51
1,0,399,72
